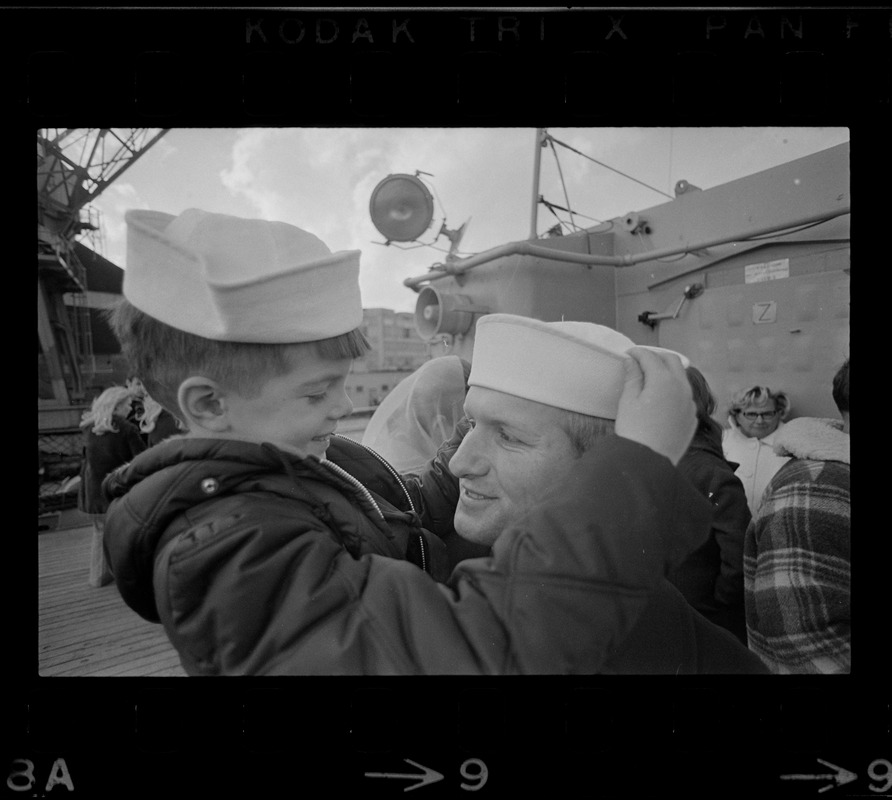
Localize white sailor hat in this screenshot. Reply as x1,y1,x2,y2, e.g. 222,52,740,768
123,208,363,342
468,313,689,419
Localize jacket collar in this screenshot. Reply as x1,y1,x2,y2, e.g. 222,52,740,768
771,417,850,465
725,418,785,447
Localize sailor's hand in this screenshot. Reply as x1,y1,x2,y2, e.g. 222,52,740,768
615,347,696,466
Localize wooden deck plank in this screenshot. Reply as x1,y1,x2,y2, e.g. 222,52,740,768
41,642,185,677
38,525,186,677
39,632,180,668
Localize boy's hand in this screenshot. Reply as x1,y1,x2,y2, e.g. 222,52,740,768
615,347,696,466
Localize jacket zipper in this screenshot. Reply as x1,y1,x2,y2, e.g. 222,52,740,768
320,457,386,521
334,434,416,513
332,434,428,574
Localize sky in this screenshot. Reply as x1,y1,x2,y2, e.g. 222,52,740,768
89,126,850,313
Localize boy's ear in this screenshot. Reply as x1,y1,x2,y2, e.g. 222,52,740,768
177,377,231,433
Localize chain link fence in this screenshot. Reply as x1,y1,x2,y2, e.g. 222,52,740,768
38,429,83,514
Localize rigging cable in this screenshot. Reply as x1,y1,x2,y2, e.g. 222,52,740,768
547,136,578,233
426,179,449,222
539,197,603,224
546,133,675,201
539,198,598,233
541,198,568,232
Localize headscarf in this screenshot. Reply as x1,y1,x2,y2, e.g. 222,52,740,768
139,394,185,435
79,385,136,435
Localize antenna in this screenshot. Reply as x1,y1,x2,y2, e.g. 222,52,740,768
438,218,470,262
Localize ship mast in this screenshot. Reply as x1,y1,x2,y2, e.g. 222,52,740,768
529,128,546,240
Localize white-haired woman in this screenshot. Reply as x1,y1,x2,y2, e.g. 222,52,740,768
77,385,146,586
138,394,186,447
722,385,792,517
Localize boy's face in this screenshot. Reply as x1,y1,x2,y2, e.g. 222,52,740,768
222,348,354,458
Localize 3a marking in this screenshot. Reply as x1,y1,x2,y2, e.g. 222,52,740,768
7,758,74,792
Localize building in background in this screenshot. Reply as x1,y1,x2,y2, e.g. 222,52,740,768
41,274,433,414
348,308,433,408
357,308,430,372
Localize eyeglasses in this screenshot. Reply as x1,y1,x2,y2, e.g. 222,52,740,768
740,410,779,421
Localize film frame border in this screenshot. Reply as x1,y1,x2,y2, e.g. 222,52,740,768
12,6,889,797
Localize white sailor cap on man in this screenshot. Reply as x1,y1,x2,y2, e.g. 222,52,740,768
468,313,690,420
123,208,363,342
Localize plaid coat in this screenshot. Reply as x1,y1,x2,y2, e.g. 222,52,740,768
743,418,850,674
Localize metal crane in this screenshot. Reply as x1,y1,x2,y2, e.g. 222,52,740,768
37,128,168,516
38,128,168,410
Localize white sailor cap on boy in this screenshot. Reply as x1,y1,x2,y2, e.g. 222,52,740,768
123,208,363,342
467,313,690,420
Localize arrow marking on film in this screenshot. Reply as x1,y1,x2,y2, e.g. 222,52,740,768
780,759,858,793
365,758,445,792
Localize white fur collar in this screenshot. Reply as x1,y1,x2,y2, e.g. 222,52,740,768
772,417,849,465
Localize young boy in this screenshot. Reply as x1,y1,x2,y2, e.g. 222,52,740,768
103,207,713,675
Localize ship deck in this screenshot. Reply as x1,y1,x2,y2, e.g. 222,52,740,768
38,516,186,677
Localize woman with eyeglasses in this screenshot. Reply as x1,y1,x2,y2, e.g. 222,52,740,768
722,386,792,517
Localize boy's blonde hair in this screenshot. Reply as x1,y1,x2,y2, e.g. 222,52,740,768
107,299,371,415
80,385,135,435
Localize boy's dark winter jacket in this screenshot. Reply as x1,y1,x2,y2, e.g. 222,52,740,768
103,430,767,675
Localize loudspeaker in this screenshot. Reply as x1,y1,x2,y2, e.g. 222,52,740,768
414,285,488,341
369,174,435,242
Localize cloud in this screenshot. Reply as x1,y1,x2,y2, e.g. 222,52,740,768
219,128,290,220
212,128,541,310
88,126,850,312
91,182,147,268
145,133,178,162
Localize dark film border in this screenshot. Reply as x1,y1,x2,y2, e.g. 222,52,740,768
11,6,888,797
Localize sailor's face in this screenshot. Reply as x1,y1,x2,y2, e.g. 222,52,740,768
448,387,578,548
